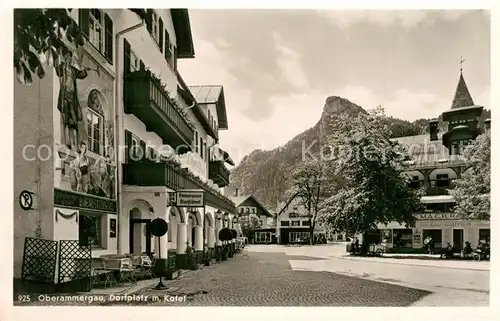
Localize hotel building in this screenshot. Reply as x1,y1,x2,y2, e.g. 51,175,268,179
14,9,237,280
375,70,490,252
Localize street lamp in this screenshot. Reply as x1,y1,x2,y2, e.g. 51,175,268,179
215,209,223,220
223,212,230,228
232,216,239,223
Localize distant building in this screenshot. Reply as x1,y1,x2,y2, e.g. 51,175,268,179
230,188,275,243
276,199,327,245
374,69,490,252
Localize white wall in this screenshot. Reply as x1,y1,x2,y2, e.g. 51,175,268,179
177,95,208,180
117,9,179,163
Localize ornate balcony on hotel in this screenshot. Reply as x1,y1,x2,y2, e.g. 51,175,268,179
124,70,194,153
209,160,230,187
123,161,236,213
407,179,457,196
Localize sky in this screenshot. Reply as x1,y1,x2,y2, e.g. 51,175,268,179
178,10,491,166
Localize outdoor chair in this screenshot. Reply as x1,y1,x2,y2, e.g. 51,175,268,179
119,258,137,285
141,255,156,279
91,258,116,289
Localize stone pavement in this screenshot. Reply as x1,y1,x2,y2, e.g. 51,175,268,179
249,244,490,306
15,244,489,306
114,251,430,306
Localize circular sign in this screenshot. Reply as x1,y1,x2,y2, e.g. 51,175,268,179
218,228,231,241
19,190,33,211
231,229,237,239
149,218,168,237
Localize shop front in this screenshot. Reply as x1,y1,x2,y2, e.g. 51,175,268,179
377,212,490,252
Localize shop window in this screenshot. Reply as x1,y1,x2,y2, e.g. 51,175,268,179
255,232,271,243
479,229,490,243
422,229,443,248
392,229,412,248
380,229,392,242
280,220,290,227
79,213,102,247
289,231,310,243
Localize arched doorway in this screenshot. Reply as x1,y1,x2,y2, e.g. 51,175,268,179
167,206,184,250
186,211,200,247
128,199,154,256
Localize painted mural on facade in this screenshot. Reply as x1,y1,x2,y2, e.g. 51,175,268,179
54,44,116,200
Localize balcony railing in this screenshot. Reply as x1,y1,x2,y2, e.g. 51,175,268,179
123,161,236,213
402,158,466,170
209,161,230,187
124,70,194,152
408,179,457,196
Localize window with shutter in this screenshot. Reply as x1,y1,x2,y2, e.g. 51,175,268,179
173,46,178,70
140,140,147,162
123,39,131,74
79,9,90,38
164,29,171,61
194,131,199,154
146,9,153,33
80,9,113,64
104,14,113,64
200,138,204,159
159,18,164,53
152,12,158,41
125,130,132,163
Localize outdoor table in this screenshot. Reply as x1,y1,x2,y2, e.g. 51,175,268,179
102,257,136,285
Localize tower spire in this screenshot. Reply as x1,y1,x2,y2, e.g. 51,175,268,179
451,59,474,109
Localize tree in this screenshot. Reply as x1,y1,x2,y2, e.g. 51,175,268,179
240,216,261,239
286,158,342,245
14,9,146,85
318,106,422,236
449,132,490,220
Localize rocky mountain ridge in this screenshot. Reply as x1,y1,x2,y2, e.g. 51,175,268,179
228,96,490,211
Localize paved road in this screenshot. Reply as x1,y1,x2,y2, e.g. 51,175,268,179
15,244,489,306
122,250,432,306
250,243,490,306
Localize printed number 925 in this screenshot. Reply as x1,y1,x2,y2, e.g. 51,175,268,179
18,295,31,302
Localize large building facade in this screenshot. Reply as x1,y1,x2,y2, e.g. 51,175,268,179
14,9,237,278
375,70,490,252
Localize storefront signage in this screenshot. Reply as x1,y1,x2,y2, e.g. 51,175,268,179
414,212,459,220
168,190,205,207
54,188,117,213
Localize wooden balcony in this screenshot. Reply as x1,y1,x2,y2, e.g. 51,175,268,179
123,161,236,213
124,70,194,153
209,161,230,187
408,179,457,196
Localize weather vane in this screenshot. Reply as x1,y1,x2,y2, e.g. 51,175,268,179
460,56,465,73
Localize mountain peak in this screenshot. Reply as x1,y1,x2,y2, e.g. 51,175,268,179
321,95,366,120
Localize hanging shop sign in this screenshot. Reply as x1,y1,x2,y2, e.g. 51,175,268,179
168,189,205,207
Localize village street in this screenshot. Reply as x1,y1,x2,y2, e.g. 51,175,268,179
114,243,490,306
